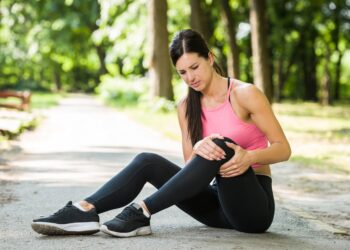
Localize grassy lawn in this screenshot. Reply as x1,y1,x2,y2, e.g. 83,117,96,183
108,100,350,174
30,92,65,109
273,102,350,174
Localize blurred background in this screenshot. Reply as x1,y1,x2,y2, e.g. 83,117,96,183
0,0,349,173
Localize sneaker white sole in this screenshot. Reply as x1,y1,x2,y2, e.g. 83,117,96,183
100,225,152,237
31,221,100,235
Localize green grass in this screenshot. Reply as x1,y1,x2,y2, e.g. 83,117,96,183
104,98,350,174
273,102,350,174
102,98,181,141
30,92,65,109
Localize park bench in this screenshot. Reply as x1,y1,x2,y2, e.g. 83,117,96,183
0,90,31,111
0,91,36,139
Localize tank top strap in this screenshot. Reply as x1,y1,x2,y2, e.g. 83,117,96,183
227,77,234,100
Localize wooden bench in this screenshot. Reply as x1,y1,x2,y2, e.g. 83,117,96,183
0,90,32,111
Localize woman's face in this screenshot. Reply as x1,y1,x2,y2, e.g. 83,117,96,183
175,52,214,91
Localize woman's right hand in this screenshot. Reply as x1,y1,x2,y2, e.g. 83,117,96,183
193,134,226,161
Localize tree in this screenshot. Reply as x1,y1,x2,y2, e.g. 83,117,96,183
190,0,210,41
220,0,240,79
249,0,272,102
148,0,174,100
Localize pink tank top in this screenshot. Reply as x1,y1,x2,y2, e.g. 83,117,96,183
201,78,268,168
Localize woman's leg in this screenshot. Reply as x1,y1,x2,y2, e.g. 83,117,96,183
216,169,275,233
85,152,230,229
84,152,182,213
141,138,274,233
32,151,228,236
143,138,235,214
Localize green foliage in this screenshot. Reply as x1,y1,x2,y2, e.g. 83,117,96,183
30,92,64,109
96,75,179,113
0,0,350,102
96,0,148,76
96,75,148,106
0,0,102,92
139,96,177,113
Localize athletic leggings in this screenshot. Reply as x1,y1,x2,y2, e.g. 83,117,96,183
85,137,275,233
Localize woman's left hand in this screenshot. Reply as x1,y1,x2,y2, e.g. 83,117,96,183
219,142,254,177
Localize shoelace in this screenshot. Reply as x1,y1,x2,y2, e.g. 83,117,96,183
116,206,139,221
53,202,73,216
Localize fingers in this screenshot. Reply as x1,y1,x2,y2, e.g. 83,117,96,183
194,134,230,161
220,158,236,170
225,142,238,151
198,147,225,161
200,136,226,161
219,163,237,175
221,169,243,178
220,166,241,177
208,133,224,140
207,139,226,157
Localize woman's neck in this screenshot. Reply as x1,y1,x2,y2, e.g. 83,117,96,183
201,73,227,99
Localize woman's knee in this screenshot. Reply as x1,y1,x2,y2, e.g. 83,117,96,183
211,137,237,157
134,152,162,164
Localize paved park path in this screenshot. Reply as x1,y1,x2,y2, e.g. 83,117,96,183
0,94,349,249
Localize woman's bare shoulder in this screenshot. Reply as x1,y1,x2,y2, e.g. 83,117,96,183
231,79,260,97
231,79,268,109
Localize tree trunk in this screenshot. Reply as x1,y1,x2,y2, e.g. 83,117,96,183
334,51,343,100
95,45,108,76
148,0,173,100
249,0,272,102
320,48,332,105
190,0,210,41
53,66,61,92
220,0,240,79
332,2,342,101
303,29,318,102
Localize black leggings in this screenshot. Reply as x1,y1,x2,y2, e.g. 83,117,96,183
85,138,274,233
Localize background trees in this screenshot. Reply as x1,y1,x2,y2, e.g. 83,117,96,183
0,0,349,104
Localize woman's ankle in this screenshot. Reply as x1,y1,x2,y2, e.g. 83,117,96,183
78,200,95,211
139,201,151,217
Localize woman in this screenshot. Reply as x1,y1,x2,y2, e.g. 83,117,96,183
32,29,291,237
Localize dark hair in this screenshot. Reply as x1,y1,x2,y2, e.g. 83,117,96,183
169,29,224,146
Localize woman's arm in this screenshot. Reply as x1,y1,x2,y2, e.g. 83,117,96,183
237,85,291,165
177,99,195,163
220,84,291,177
235,84,291,165
177,99,226,164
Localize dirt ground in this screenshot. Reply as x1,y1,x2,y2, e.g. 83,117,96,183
272,162,350,235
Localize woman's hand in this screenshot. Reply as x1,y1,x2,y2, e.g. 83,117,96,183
219,142,254,177
193,134,226,161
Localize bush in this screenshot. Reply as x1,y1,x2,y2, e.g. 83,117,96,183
138,95,177,113
95,76,148,106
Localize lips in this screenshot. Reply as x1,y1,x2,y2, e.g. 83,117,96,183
191,81,200,88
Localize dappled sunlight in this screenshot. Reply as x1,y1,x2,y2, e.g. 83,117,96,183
275,108,350,174
273,161,350,233
1,147,182,188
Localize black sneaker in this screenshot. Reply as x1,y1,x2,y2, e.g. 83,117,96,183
100,203,151,237
31,201,100,235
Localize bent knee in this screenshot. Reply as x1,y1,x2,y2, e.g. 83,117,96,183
134,152,162,163
211,137,237,156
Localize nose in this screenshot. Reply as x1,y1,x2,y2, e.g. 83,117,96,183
187,71,195,83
